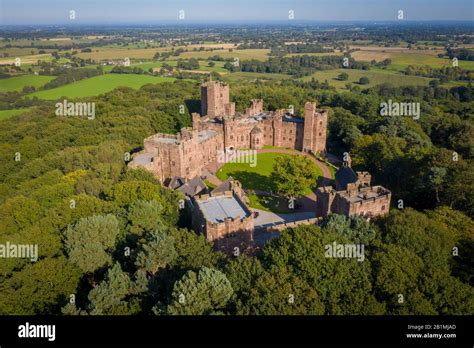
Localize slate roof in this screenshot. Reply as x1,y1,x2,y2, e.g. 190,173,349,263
177,176,208,197
335,166,358,190
197,195,249,223
211,176,234,194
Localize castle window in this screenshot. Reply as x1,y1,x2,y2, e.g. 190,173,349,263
246,135,249,140
290,130,292,134
264,135,266,138
186,167,189,175
172,161,175,166
320,121,323,125
381,205,386,211
230,135,233,140
241,136,244,141
270,135,272,138
284,130,286,134
289,138,292,141
283,137,286,140
319,133,322,136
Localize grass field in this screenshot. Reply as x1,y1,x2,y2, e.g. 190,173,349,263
301,68,433,89
179,49,271,61
248,193,294,214
388,53,474,71
77,48,169,60
0,75,56,92
223,71,291,82
0,108,32,121
28,74,176,100
0,53,53,65
216,152,322,194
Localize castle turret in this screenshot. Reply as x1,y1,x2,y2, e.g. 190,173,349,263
201,81,234,117
303,101,327,154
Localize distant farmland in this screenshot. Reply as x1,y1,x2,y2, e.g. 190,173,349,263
27,74,177,100
300,68,433,89
0,75,55,92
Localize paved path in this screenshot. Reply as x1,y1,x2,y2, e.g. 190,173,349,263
252,208,316,228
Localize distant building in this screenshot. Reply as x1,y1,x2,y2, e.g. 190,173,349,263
128,80,328,184
316,160,391,219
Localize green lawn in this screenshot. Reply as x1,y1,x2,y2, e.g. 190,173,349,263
0,75,55,92
216,152,322,194
248,193,294,214
0,108,31,121
27,74,177,100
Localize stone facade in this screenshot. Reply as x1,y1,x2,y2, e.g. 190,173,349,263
191,182,253,252
129,80,328,184
316,163,391,219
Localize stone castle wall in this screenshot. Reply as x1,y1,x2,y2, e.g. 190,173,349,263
130,80,328,183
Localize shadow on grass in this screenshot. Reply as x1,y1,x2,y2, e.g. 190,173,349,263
223,171,274,192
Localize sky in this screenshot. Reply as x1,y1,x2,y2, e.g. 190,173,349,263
0,0,473,25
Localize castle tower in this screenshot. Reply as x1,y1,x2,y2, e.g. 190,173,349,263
272,110,283,147
192,112,201,131
246,99,264,116
201,81,234,117
303,102,328,154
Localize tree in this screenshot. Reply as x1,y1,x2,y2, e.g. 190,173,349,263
322,214,378,244
87,263,134,315
64,214,120,273
128,200,166,236
0,257,81,315
338,72,349,81
166,267,233,315
359,76,370,85
270,155,318,199
428,166,447,203
135,231,177,275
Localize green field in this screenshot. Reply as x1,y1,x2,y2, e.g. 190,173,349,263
216,152,322,194
223,71,291,82
0,108,32,121
28,74,177,100
0,75,55,92
301,68,433,89
389,53,474,71
179,49,270,61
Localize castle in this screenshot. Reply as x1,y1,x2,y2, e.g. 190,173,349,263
316,158,391,220
129,80,328,183
129,81,391,251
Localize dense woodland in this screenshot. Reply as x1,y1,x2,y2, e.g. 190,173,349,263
0,77,472,315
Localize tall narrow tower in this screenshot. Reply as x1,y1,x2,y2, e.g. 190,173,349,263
303,102,328,154
201,81,232,117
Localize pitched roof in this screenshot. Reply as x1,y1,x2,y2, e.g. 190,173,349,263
177,176,208,197
211,176,234,194
168,176,185,190
335,166,358,190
